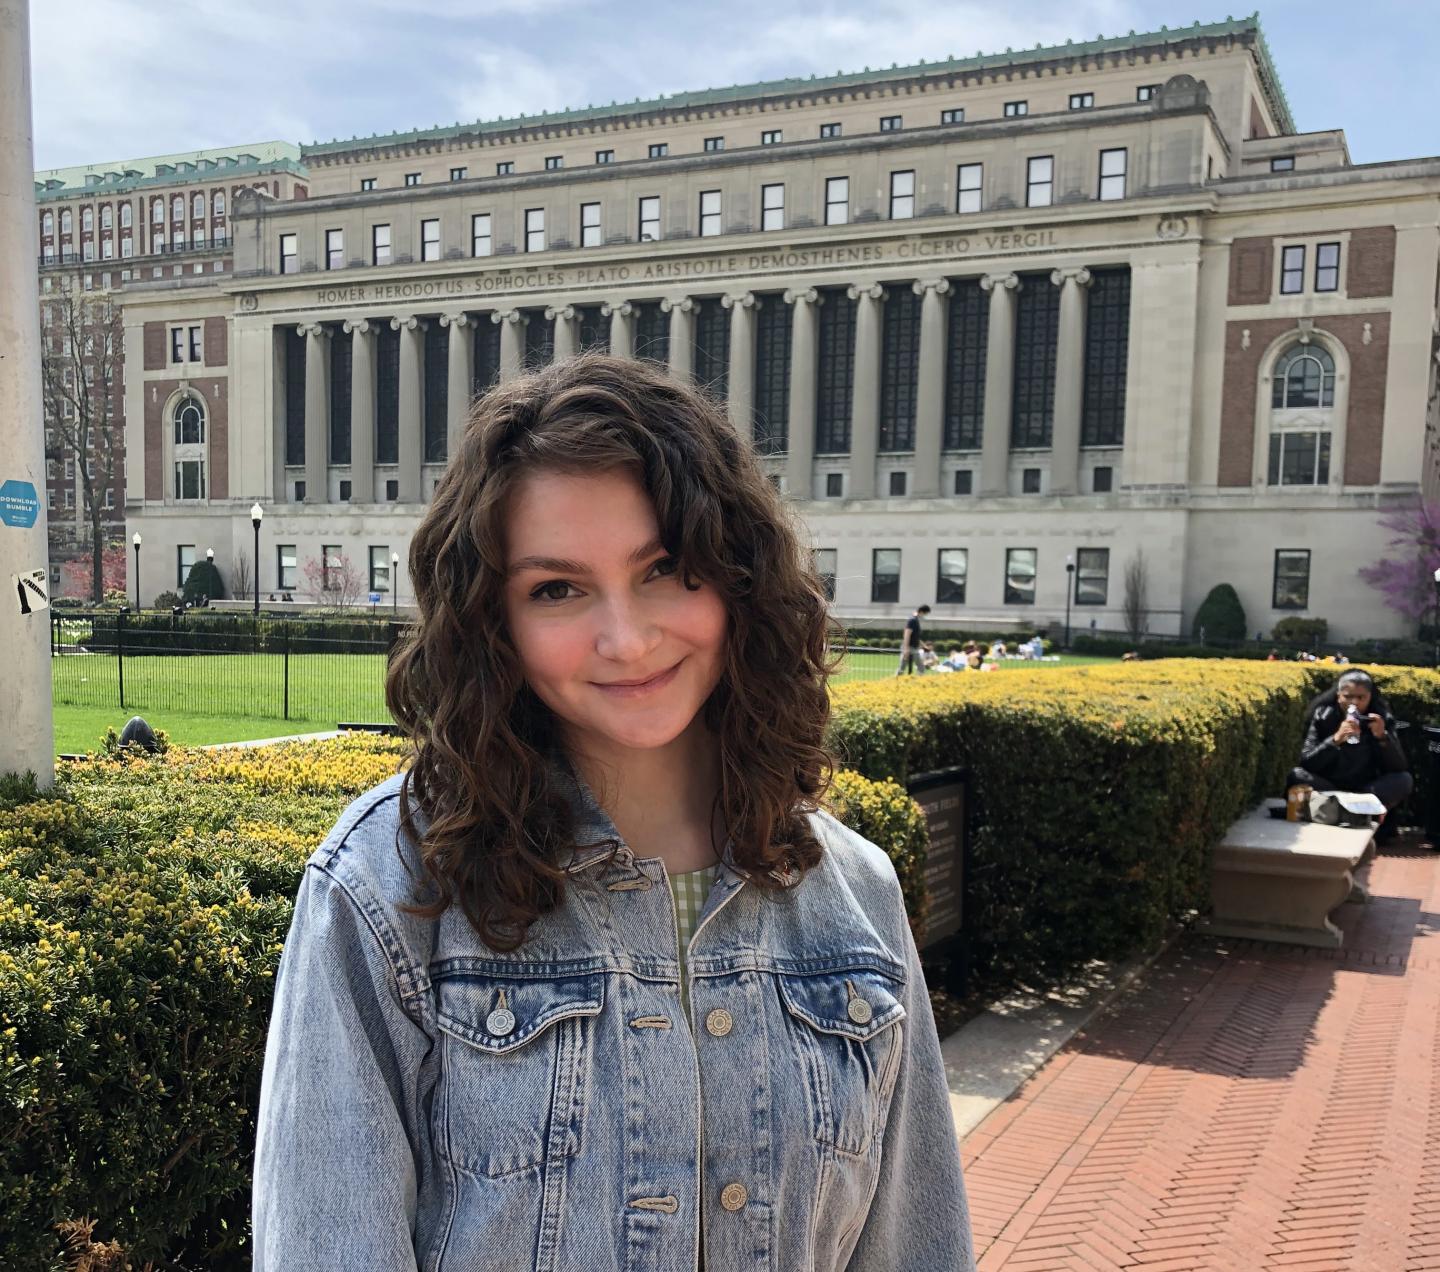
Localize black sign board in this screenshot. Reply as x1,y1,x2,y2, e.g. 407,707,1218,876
907,767,966,946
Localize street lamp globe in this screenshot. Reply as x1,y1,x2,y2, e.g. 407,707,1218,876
250,502,264,526
132,531,141,548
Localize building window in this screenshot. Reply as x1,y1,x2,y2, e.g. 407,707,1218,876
544,155,563,170
1022,467,1041,493
1136,84,1162,101
1273,549,1311,609
761,130,782,146
1004,100,1028,117
82,206,95,231
1005,548,1037,605
1098,148,1127,200
338,480,352,502
372,223,391,265
871,549,900,603
814,548,837,600
170,328,185,362
121,237,132,258
102,205,114,229
40,209,53,235
212,191,224,216
816,288,856,453
176,545,196,587
1076,548,1109,605
495,161,514,175
888,471,908,496
149,202,161,225
101,239,114,260
1315,242,1341,292
121,203,133,227
524,311,555,368
1093,466,1113,492
937,549,967,604
880,284,921,453
699,190,722,237
953,470,973,495
825,176,849,226
1027,156,1054,207
190,193,204,219
171,195,184,220
386,479,399,501
1012,275,1060,448
82,241,95,262
404,172,421,186
420,218,440,262
693,297,731,396
173,395,205,443
941,108,965,124
595,149,614,164
761,183,784,231
825,472,843,497
820,122,842,138
369,546,391,593
320,544,342,592
638,195,661,242
1280,244,1305,294
580,201,602,248
173,457,206,500
525,208,545,252
634,300,668,362
275,545,296,591
956,162,982,214
880,114,902,131
1271,155,1296,172
889,170,915,219
326,228,344,269
450,166,468,181
648,143,668,158
472,213,492,257
189,325,202,362
1069,93,1095,110
753,295,791,455
703,136,725,151
1268,343,1335,487
360,177,377,191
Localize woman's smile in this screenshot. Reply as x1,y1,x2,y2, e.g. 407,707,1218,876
592,657,684,698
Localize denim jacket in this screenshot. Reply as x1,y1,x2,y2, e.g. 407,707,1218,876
252,755,974,1271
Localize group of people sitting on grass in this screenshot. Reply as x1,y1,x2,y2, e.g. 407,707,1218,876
895,606,1049,676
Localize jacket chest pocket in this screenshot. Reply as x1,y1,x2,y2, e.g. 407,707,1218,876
433,973,605,1179
776,967,907,1157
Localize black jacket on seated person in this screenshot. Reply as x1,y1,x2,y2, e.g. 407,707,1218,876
1295,700,1409,790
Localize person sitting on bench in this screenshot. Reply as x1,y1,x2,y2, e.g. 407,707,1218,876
1287,669,1413,842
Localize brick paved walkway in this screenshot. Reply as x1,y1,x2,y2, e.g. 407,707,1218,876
959,841,1440,1271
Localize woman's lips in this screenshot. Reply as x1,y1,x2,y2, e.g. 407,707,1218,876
592,659,683,698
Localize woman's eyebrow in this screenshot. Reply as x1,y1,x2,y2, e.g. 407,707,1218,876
506,536,666,578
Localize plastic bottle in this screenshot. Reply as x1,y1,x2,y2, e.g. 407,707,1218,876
1345,704,1363,745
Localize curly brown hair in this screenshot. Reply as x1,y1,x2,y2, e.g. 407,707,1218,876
384,352,842,950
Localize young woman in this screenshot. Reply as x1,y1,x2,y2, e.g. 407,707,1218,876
251,353,973,1271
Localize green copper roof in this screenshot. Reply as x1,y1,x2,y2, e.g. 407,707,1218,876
301,13,1294,159
34,142,304,198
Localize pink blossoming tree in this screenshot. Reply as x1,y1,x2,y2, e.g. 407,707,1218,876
1358,501,1440,634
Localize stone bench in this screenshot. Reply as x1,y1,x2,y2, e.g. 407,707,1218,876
1196,807,1374,948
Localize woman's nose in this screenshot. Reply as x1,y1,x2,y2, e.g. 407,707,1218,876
593,596,661,662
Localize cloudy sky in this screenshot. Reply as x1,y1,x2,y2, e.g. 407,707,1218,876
28,0,1437,171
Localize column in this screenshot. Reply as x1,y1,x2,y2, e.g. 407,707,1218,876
548,304,577,360
342,318,376,503
391,315,425,503
440,312,473,458
662,296,694,379
1049,266,1092,495
978,272,1021,496
299,322,330,503
912,278,951,498
722,291,756,438
603,300,633,357
784,288,818,500
494,309,525,381
846,282,884,501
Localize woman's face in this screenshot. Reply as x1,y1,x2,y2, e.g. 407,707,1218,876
1337,680,1372,713
501,466,730,760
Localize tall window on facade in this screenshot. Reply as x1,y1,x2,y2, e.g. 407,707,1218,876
699,190,722,237
1273,549,1311,609
1315,242,1341,292
813,549,837,601
1026,156,1054,207
473,317,502,393
472,213,492,257
326,228,344,270
319,545,342,590
638,196,661,242
580,202,602,247
372,224,391,266
276,545,297,591
825,177,849,225
121,204,132,227
889,170,915,219
1011,275,1060,448
279,233,297,274
1098,148,1127,200
213,191,224,217
421,218,441,262
1268,343,1335,486
693,298,730,397
871,549,900,603
576,305,609,353
753,295,791,455
191,193,204,218
1081,267,1131,447
102,205,113,229
80,206,93,232
177,545,196,587
1004,548,1037,605
937,549,967,603
330,329,352,465
956,163,982,214
171,195,184,220
1075,548,1109,605
376,324,400,464
369,546,391,593
150,201,162,225
41,210,53,234
525,311,555,367
423,322,448,462
761,184,785,231
816,287,857,454
634,301,669,363
1280,244,1305,293
524,209,545,252
944,278,988,449
173,395,205,446
284,327,306,465
879,284,921,452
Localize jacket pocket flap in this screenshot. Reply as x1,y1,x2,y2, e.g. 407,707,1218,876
435,974,605,1055
777,967,906,1043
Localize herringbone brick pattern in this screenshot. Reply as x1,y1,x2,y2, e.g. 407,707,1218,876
960,843,1440,1271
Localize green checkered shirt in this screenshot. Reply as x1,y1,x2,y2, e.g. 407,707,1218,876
668,862,718,1024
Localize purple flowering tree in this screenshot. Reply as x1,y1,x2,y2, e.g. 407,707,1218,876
1357,501,1440,634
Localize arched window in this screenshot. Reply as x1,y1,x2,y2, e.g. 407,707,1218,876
81,207,93,231
1268,342,1335,486
213,190,225,217
152,199,164,224
41,211,53,234
60,208,72,233
120,203,132,228
173,396,207,500
192,192,204,218
171,194,184,220
173,395,205,445
101,205,112,229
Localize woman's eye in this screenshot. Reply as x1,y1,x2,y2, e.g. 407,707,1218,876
651,556,680,578
531,580,576,603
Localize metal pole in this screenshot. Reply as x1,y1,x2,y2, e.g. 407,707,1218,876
1064,564,1074,649
253,522,260,615
133,542,139,609
0,0,55,785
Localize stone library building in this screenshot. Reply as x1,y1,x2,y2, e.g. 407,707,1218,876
38,17,1440,640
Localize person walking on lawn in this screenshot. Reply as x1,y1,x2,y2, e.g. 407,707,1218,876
896,604,930,676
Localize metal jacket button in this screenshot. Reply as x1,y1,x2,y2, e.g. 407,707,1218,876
486,1008,516,1036
720,1182,748,1212
705,1008,733,1037
847,998,873,1025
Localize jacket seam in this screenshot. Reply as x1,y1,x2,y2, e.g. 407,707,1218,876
313,859,431,1012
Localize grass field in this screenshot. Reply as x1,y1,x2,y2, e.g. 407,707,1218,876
48,648,1116,756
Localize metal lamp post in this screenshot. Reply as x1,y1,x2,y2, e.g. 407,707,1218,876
392,551,400,615
251,502,263,616
131,530,141,609
1064,553,1075,650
